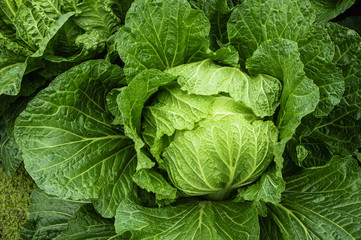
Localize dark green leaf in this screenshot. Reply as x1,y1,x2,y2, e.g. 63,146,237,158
309,0,355,22
20,188,86,240
0,97,30,177
116,0,210,80
115,199,260,239
15,60,134,207
58,204,127,240
268,156,361,240
188,0,232,49
228,0,315,68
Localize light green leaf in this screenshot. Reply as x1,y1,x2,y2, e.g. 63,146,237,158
115,199,260,240
133,169,177,205
116,0,210,80
117,70,176,170
246,39,319,143
268,156,361,240
228,0,315,67
236,166,285,204
205,45,240,67
309,0,355,22
15,60,134,201
20,188,87,240
142,82,214,161
163,114,278,200
58,204,127,240
167,59,282,117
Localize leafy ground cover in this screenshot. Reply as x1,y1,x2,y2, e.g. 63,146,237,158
1,0,360,239
0,165,35,239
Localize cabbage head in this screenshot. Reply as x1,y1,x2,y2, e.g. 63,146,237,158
137,60,280,201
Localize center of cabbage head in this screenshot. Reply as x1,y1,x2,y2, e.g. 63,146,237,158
142,84,278,200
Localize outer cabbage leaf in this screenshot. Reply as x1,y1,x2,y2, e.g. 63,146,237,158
14,60,135,216
166,59,282,118
67,0,121,61
115,199,260,240
188,0,232,49
227,0,315,67
246,39,319,143
0,97,30,177
0,71,47,118
58,204,127,240
40,18,84,61
309,0,355,22
105,30,121,63
10,0,120,65
311,23,361,155
106,0,134,23
74,0,120,41
37,0,121,63
293,23,361,166
0,15,15,40
163,114,278,200
116,0,210,80
92,149,137,218
0,36,30,96
266,156,361,240
298,25,344,117
20,188,87,240
14,1,65,51
31,12,76,58
0,1,74,97
228,0,341,119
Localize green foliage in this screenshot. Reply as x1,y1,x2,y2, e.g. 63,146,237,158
21,188,86,239
0,0,360,239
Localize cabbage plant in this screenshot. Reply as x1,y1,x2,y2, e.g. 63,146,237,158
0,0,360,239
